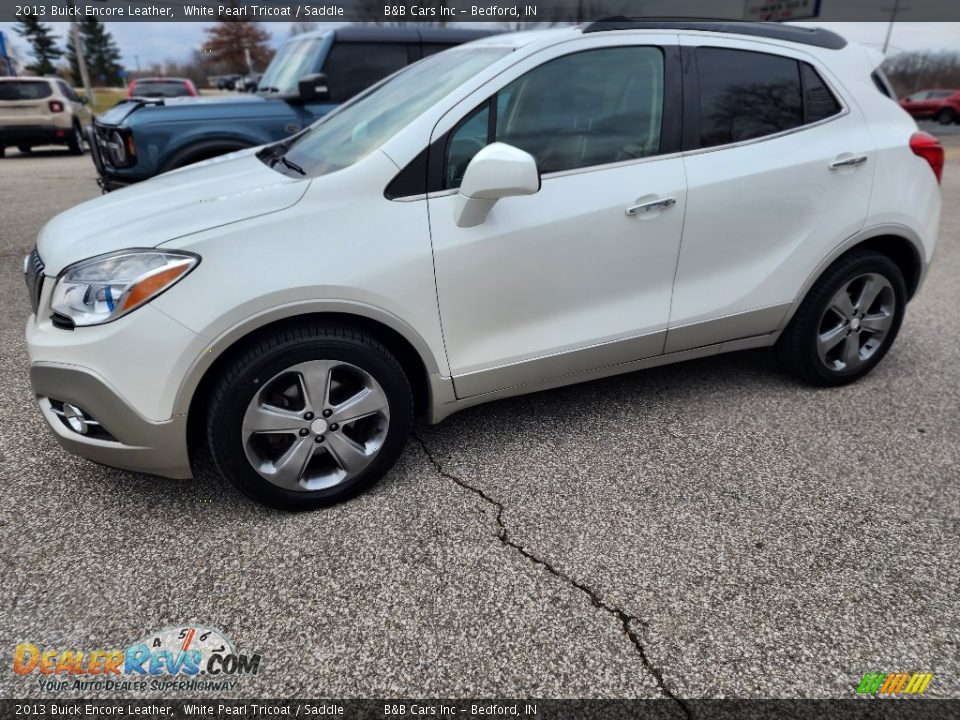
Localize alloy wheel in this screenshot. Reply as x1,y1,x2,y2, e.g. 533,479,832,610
242,360,390,491
816,273,896,372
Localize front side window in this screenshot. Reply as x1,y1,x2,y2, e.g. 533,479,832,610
444,46,664,188
322,42,409,103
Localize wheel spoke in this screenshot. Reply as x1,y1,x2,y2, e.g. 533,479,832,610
842,334,861,368
325,432,372,475
829,291,855,321
329,385,389,424
854,276,883,312
296,361,334,412
268,437,315,490
861,312,892,335
818,324,847,357
243,405,305,435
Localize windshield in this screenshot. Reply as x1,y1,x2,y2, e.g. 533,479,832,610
259,36,326,94
133,81,191,98
283,46,511,177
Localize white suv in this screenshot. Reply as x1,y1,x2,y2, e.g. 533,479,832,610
25,22,943,509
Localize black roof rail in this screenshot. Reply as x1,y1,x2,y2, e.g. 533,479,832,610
581,18,848,50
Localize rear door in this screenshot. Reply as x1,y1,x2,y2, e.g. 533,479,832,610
666,39,876,352
0,79,53,129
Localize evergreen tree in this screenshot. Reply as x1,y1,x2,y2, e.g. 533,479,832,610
14,17,63,76
67,19,123,86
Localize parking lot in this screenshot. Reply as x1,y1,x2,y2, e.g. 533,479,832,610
1,132,958,702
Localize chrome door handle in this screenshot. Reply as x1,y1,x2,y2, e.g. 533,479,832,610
626,197,676,216
829,155,868,170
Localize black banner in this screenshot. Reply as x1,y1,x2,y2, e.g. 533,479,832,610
3,0,960,23
3,700,960,720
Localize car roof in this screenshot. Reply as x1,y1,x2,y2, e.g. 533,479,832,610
134,77,190,83
581,19,846,49
0,76,56,83
288,26,497,44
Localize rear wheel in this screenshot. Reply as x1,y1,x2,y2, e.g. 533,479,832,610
777,251,906,386
206,323,414,510
0,146,5,158
937,108,956,125
67,124,84,155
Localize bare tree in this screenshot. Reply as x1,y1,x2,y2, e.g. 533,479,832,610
882,50,960,96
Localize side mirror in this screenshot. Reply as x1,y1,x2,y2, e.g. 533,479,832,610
79,95,90,105
454,143,540,228
298,73,330,102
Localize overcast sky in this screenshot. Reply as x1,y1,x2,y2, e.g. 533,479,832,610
1,21,958,72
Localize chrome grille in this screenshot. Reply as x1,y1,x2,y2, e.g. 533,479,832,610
25,247,45,315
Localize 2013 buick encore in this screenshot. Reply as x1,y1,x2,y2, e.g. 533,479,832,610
25,22,943,509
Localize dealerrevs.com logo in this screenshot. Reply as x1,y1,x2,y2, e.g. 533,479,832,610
13,625,262,693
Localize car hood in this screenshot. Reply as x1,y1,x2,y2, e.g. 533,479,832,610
38,149,309,274
97,94,269,125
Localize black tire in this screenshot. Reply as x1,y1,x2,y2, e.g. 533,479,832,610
17,145,31,153
0,146,5,158
206,323,414,510
937,108,956,125
776,251,907,386
67,124,84,155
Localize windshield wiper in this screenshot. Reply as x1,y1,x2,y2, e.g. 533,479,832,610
276,154,305,175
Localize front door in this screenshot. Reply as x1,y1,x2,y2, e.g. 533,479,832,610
427,43,688,398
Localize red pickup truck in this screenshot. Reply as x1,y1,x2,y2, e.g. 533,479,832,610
899,89,960,125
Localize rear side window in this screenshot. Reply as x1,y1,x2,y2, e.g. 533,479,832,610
57,81,80,102
322,42,409,103
0,81,52,100
801,64,841,122
695,48,842,148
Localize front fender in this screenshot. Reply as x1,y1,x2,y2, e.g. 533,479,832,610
170,299,444,417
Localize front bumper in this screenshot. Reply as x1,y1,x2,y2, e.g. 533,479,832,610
30,363,192,479
0,125,70,146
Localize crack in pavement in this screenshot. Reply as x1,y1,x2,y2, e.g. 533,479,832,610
413,432,693,719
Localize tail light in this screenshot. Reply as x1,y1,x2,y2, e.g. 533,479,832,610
910,131,944,184
48,100,64,113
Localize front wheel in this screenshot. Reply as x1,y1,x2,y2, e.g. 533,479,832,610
777,251,906,386
206,324,414,510
936,108,956,125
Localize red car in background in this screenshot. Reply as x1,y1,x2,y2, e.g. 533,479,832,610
127,77,198,99
899,89,960,125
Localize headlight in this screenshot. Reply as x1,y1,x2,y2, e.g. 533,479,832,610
50,249,199,327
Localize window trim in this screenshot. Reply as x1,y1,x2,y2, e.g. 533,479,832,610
386,43,683,201
681,45,849,157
